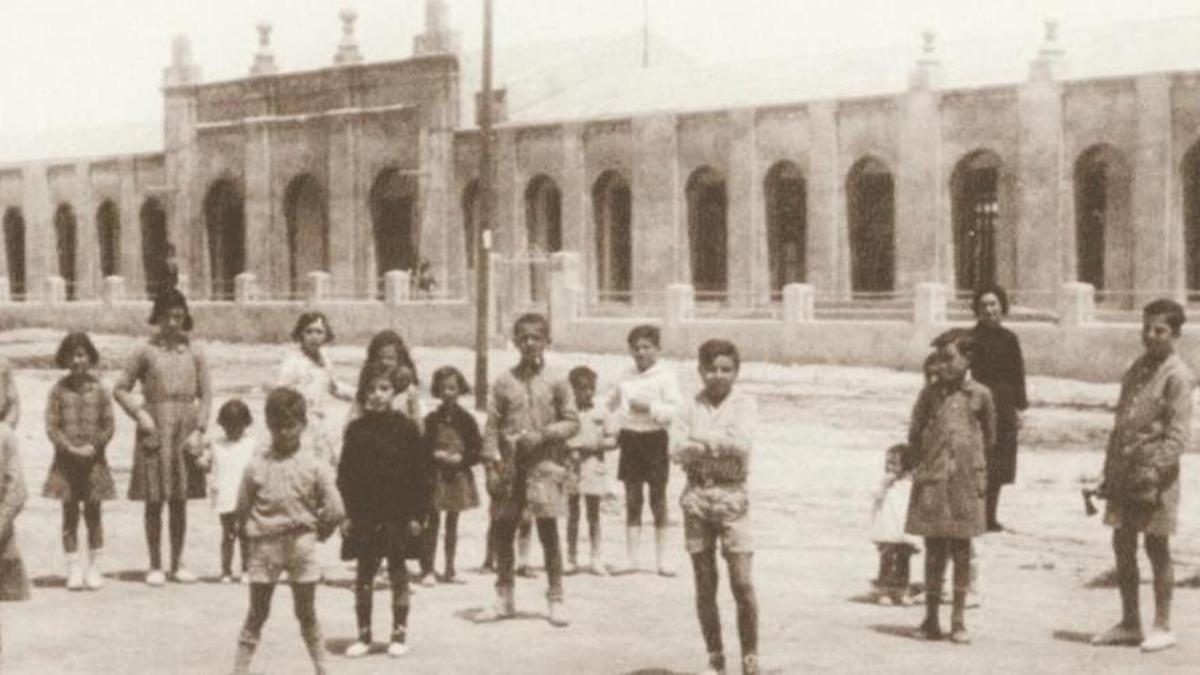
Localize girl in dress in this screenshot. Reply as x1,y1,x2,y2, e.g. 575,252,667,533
113,289,212,586
422,366,481,584
348,330,422,427
276,312,354,467
206,399,255,582
43,331,115,591
870,443,918,605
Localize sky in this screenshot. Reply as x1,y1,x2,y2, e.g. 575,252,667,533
1,0,1199,139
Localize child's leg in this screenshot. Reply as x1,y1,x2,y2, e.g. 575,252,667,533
385,547,412,642
62,501,81,553
291,582,326,673
516,518,532,572
896,545,915,594
220,514,238,577
443,512,459,577
585,495,603,566
535,517,564,603
949,539,971,634
84,502,103,551
491,517,519,612
167,499,187,573
480,519,496,570
649,480,672,574
1144,534,1173,631
354,554,383,642
690,549,724,669
1112,527,1142,629
421,512,440,577
566,495,581,565
922,538,948,633
727,552,759,663
144,501,163,570
234,583,275,675
624,481,644,568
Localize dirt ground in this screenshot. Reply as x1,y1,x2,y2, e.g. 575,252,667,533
2,328,1200,674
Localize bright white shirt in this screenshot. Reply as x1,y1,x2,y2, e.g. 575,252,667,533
276,348,352,421
209,435,258,514
606,360,684,433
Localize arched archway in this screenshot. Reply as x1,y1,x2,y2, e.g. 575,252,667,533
96,200,120,278
284,174,329,296
204,179,245,300
1183,142,1200,293
525,174,562,302
370,168,418,281
846,157,895,294
764,161,807,292
951,150,1003,293
462,179,481,270
1074,144,1132,292
687,167,728,294
593,170,632,300
2,208,25,299
54,204,78,300
140,198,169,297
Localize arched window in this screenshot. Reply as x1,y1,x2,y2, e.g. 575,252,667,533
96,200,120,277
951,150,1003,293
592,170,632,300
764,161,807,292
1074,145,1132,293
54,204,78,300
370,168,419,281
140,198,170,297
846,157,895,294
524,174,562,302
686,167,728,294
284,174,329,296
204,179,246,300
2,208,25,300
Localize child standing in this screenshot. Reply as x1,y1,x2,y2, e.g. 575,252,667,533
338,363,429,658
276,312,354,467
608,324,682,576
42,332,115,591
422,366,481,585
231,388,344,675
672,339,760,675
0,422,29,663
207,399,255,583
870,443,918,605
905,329,995,644
113,288,212,586
479,313,580,626
566,365,615,575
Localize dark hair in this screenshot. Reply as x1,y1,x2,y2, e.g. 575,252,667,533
291,311,334,343
430,365,471,398
54,331,100,369
626,324,661,348
1143,298,1186,336
365,330,419,384
921,351,939,382
217,398,253,431
355,362,413,407
264,387,306,431
568,365,598,388
887,443,908,459
972,285,1010,317
512,312,550,339
931,327,976,361
148,287,193,331
698,338,740,371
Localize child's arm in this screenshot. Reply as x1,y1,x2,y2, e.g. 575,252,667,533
904,386,934,471
191,346,213,445
650,368,684,428
96,383,116,450
1151,370,1194,473
314,463,345,541
669,403,705,465
696,396,757,460
233,464,257,528
45,384,71,451
113,348,156,433
461,410,484,467
0,432,26,544
541,379,581,444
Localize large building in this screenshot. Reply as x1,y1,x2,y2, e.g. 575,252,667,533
4,3,1200,313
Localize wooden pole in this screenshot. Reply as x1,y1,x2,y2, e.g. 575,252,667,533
474,0,494,410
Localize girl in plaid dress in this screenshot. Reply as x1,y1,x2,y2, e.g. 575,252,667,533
42,332,115,591
421,366,481,583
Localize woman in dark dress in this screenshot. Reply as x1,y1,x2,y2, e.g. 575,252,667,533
969,286,1028,532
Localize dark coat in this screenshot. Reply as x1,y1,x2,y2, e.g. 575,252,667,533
424,403,482,512
970,321,1028,485
337,410,430,560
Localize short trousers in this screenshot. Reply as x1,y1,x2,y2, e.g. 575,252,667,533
681,485,753,555
246,530,322,584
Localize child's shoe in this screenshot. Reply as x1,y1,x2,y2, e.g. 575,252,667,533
442,566,457,583
145,568,166,587
66,553,85,591
387,640,410,657
547,598,570,627
949,622,971,645
912,619,943,641
654,528,675,577
170,567,197,584
564,559,579,575
477,587,516,622
741,653,761,675
1140,628,1177,653
589,562,609,577
876,593,894,606
515,565,536,579
343,640,371,658
701,652,727,675
84,549,104,590
419,572,437,587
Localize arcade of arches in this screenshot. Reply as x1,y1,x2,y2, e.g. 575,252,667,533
204,179,245,300
284,174,329,296
370,169,419,281
96,200,120,278
686,167,728,294
846,157,895,294
525,174,562,302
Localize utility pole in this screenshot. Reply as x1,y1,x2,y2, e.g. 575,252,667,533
474,0,494,410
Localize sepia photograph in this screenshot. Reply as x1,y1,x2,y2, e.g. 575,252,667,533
2,0,1200,672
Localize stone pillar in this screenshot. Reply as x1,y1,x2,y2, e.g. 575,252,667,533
913,282,947,327
102,276,125,306
0,277,10,303
384,270,412,305
1058,281,1095,327
807,102,848,297
896,33,945,289
782,283,815,324
631,115,681,303
327,115,362,297
559,124,589,297
21,165,52,302
74,161,98,299
308,270,330,304
417,126,454,301
1016,23,1066,309
664,283,695,325
234,272,258,305
549,251,584,340
727,109,767,301
1132,74,1174,304
118,158,144,294
44,275,66,305
243,120,274,295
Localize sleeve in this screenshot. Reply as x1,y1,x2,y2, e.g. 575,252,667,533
1100,373,1130,487
275,353,302,389
96,383,116,448
1010,333,1029,411
0,431,26,543
650,368,684,427
669,400,698,465
234,463,257,523
1,360,19,427
192,345,213,431
45,384,70,450
481,380,504,464
112,347,147,418
409,425,432,513
460,409,484,466
543,379,581,443
315,463,346,531
905,386,934,471
336,429,360,520
709,395,757,459
1152,370,1194,472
